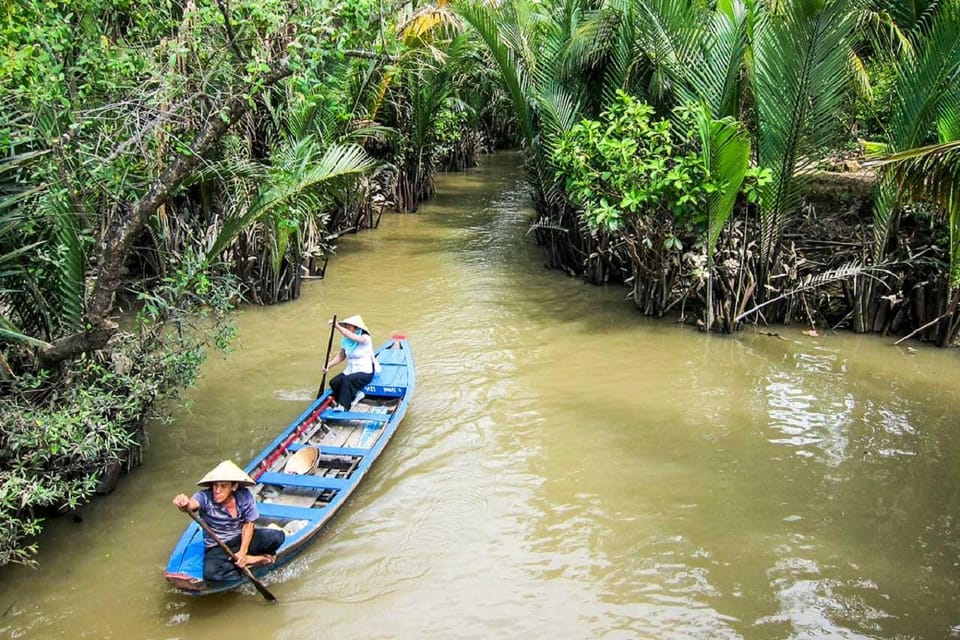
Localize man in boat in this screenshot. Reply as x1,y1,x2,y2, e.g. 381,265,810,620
172,460,285,582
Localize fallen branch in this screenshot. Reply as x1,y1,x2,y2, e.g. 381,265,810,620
893,308,953,345
735,262,888,323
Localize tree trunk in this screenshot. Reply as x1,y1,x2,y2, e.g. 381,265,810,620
38,63,293,367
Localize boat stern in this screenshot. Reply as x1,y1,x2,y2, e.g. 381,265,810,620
164,571,207,593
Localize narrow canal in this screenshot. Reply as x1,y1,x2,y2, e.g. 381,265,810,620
2,152,959,639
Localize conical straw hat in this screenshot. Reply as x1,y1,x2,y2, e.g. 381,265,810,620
340,315,370,334
196,460,255,486
283,446,319,475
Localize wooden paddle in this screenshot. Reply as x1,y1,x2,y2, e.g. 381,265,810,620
316,313,338,399
185,510,278,602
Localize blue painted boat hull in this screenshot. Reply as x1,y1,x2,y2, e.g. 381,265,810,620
164,336,415,595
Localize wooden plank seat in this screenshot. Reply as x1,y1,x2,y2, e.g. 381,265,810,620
320,446,368,457
257,472,350,491
363,353,409,397
257,502,324,521
320,409,390,422
286,443,369,457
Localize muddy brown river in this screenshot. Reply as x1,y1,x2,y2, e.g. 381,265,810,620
2,152,959,639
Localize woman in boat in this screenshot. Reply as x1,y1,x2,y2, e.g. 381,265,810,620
323,314,381,410
172,460,285,582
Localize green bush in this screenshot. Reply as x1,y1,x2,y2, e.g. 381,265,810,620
0,328,216,566
0,256,238,567
552,91,708,248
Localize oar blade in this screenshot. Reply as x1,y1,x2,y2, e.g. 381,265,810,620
248,573,278,602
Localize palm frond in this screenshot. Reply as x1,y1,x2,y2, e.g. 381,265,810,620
0,316,53,349
870,0,960,260
186,158,267,186
206,143,376,260
454,0,536,150
887,0,960,150
856,5,917,60
698,110,751,251
753,0,859,262
535,87,582,172
398,1,464,45
46,189,86,332
735,261,873,323
680,2,751,119
937,93,960,142
871,139,960,284
847,48,873,103
632,0,710,110
592,1,640,108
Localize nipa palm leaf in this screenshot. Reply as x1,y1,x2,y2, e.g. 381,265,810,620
753,0,859,263
206,142,376,260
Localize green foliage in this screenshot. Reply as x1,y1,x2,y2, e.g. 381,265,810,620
753,0,860,264
0,322,223,566
0,252,238,566
0,0,491,568
206,139,377,261
0,0,160,113
868,0,960,262
435,108,469,148
553,91,708,240
695,109,753,253
849,57,898,141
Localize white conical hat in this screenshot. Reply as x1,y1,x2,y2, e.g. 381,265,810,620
196,460,255,486
340,315,370,333
283,446,319,475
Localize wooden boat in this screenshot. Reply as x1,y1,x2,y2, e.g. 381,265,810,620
164,334,415,596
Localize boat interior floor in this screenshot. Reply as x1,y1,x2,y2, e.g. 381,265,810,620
255,396,399,509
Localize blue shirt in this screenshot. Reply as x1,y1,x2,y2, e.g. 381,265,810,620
341,335,360,354
192,486,259,548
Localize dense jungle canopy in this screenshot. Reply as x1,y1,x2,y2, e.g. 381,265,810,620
1,0,959,566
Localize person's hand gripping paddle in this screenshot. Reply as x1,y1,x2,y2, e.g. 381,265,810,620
183,510,278,602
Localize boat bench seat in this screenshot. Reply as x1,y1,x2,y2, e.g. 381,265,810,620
287,443,368,456
321,446,368,456
363,354,409,397
257,502,323,521
362,383,406,397
257,472,349,491
320,409,390,422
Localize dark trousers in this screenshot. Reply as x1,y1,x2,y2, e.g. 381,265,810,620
203,527,285,582
330,371,373,408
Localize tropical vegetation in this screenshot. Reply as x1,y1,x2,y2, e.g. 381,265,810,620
456,0,960,340
2,0,960,565
0,0,482,565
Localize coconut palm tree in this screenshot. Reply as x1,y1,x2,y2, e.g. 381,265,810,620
854,0,960,333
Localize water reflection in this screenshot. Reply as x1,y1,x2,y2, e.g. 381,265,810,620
762,341,929,467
